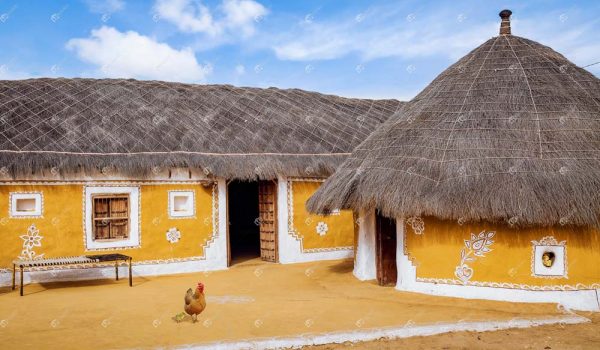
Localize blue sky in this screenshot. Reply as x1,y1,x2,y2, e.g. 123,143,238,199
0,0,598,100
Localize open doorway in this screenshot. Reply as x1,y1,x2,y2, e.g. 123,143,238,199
227,180,278,265
228,181,260,264
375,212,397,286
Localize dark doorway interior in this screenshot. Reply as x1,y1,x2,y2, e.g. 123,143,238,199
376,212,397,286
228,181,260,264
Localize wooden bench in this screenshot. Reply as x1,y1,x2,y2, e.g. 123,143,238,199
12,254,133,296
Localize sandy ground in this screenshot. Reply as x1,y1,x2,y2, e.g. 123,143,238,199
0,258,585,350
304,313,600,350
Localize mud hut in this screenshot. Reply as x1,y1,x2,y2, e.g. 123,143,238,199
0,78,402,286
308,10,600,311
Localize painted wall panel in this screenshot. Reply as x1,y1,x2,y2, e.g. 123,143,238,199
404,217,600,289
0,182,217,271
287,180,354,252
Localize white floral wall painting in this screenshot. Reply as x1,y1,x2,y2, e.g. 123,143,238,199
454,230,495,284
316,222,328,236
19,224,44,260
166,227,181,243
406,216,425,235
531,236,567,279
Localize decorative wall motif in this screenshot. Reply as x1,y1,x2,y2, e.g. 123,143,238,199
286,178,354,253
166,227,181,243
454,230,495,284
316,222,328,236
406,216,425,235
19,224,44,260
531,236,567,279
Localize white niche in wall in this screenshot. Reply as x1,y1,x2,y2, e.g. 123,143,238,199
10,192,43,218
531,236,567,279
169,191,195,218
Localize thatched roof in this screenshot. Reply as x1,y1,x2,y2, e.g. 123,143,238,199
308,11,600,227
0,78,402,179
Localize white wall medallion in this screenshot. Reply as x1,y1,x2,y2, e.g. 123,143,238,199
166,227,181,243
406,216,425,235
454,230,495,284
19,224,45,260
316,222,328,236
531,236,567,279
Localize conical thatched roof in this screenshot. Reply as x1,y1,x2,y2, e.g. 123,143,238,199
0,78,402,179
308,11,600,227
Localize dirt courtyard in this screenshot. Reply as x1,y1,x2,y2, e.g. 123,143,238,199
0,258,592,349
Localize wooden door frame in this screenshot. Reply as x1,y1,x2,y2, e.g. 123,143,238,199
226,180,279,266
259,179,279,263
226,180,231,267
375,213,397,286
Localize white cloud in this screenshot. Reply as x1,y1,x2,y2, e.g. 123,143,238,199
153,0,217,35
268,5,599,73
271,8,493,62
221,0,266,36
0,64,33,80
66,26,212,82
153,0,267,37
85,0,125,14
235,64,245,75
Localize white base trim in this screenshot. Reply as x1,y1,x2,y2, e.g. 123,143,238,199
395,218,600,312
277,176,353,264
173,315,589,350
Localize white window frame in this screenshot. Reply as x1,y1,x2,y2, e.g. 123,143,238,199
168,190,195,218
84,186,140,250
9,192,43,218
533,245,567,278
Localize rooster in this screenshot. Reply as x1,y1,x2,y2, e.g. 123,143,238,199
184,282,206,323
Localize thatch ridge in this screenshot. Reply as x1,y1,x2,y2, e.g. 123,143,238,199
308,34,600,227
0,78,402,179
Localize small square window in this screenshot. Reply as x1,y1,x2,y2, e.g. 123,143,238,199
10,193,43,218
169,191,195,218
531,236,567,279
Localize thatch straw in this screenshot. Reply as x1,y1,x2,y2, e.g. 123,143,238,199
0,78,402,179
308,34,600,227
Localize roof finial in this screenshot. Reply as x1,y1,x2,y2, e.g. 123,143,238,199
499,9,512,35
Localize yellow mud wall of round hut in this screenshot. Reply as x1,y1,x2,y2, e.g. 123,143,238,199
289,180,355,251
404,217,600,289
0,182,216,270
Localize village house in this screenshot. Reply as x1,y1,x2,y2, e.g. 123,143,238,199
308,10,600,311
0,78,401,286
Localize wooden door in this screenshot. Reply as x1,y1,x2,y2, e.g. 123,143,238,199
258,180,278,262
376,213,397,286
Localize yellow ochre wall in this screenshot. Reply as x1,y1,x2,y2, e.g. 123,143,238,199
405,217,600,289
289,180,355,252
0,182,216,270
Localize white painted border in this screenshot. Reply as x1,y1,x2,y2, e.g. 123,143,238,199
168,190,196,219
84,186,141,250
9,192,43,218
394,217,600,312
277,175,353,264
173,315,589,350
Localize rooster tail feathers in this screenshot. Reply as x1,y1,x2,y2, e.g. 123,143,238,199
185,288,194,304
